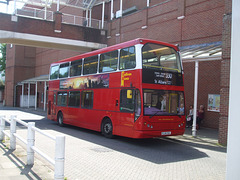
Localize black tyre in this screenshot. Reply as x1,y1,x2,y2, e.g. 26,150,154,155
57,112,64,127
101,118,114,138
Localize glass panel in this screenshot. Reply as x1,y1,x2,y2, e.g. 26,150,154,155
50,65,59,80
119,46,136,70
120,89,134,112
68,91,80,107
83,56,98,75
143,89,184,116
99,50,118,72
135,89,141,121
81,91,93,109
142,43,181,72
57,92,67,106
59,63,69,78
70,59,82,77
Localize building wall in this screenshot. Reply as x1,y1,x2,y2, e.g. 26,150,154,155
107,0,224,46
5,45,36,106
183,60,221,129
219,0,232,146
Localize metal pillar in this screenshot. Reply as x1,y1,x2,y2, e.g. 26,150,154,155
86,9,89,27
13,0,16,14
35,82,37,110
226,0,240,179
28,83,30,108
147,0,150,7
102,1,105,29
192,61,199,137
111,0,114,20
57,0,60,11
43,81,47,111
89,9,92,27
120,0,122,17
21,84,24,107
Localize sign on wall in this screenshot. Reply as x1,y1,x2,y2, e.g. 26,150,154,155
208,94,220,112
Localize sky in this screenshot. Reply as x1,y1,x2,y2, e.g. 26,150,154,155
0,1,25,14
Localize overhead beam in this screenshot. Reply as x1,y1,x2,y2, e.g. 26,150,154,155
0,30,107,51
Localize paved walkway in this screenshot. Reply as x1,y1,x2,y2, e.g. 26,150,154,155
0,105,226,180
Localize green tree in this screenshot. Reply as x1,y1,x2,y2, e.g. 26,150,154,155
0,43,6,76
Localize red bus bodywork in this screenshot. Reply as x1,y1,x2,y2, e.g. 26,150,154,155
47,38,185,138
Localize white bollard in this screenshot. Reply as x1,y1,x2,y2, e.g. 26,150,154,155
27,122,35,165
0,116,5,141
54,136,65,180
10,115,17,150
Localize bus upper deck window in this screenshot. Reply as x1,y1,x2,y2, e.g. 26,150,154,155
50,65,59,80
70,59,82,77
83,56,98,75
99,50,118,73
59,63,69,78
119,46,136,70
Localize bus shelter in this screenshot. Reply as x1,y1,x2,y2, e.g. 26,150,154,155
180,42,222,136
16,74,49,111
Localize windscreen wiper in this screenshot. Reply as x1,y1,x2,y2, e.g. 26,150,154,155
150,111,161,118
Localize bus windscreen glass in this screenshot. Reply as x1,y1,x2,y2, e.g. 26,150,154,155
142,43,181,72
143,89,185,116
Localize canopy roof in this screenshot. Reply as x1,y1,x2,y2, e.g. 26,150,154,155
180,41,222,61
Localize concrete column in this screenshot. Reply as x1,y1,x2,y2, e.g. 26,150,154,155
226,0,240,179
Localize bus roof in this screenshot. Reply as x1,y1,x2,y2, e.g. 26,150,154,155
52,38,179,65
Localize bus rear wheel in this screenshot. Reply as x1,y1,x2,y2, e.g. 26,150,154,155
101,118,113,138
57,112,64,127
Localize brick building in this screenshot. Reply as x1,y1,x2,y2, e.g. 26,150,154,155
3,0,231,145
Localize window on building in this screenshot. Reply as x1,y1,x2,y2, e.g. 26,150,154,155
59,63,69,78
70,59,82,77
68,91,80,107
50,65,59,80
99,51,118,72
81,91,93,109
120,89,134,112
119,46,136,70
83,56,98,75
57,92,67,106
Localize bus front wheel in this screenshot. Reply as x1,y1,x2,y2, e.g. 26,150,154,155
57,112,64,127
101,118,113,138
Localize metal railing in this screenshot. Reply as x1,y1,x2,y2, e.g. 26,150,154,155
15,7,54,21
62,13,107,30
13,7,107,30
0,115,65,180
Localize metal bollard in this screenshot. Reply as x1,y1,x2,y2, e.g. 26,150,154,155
10,115,17,150
54,136,65,180
27,122,35,165
0,116,5,141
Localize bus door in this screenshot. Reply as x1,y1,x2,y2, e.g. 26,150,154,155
118,89,141,134
52,91,57,116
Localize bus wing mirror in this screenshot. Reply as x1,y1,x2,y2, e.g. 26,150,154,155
127,90,133,99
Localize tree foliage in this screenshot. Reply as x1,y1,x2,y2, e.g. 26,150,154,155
0,43,6,76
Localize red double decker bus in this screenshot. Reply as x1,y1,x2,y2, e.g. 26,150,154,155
47,38,185,138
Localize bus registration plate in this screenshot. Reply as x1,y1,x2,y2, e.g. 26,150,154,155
161,131,171,135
